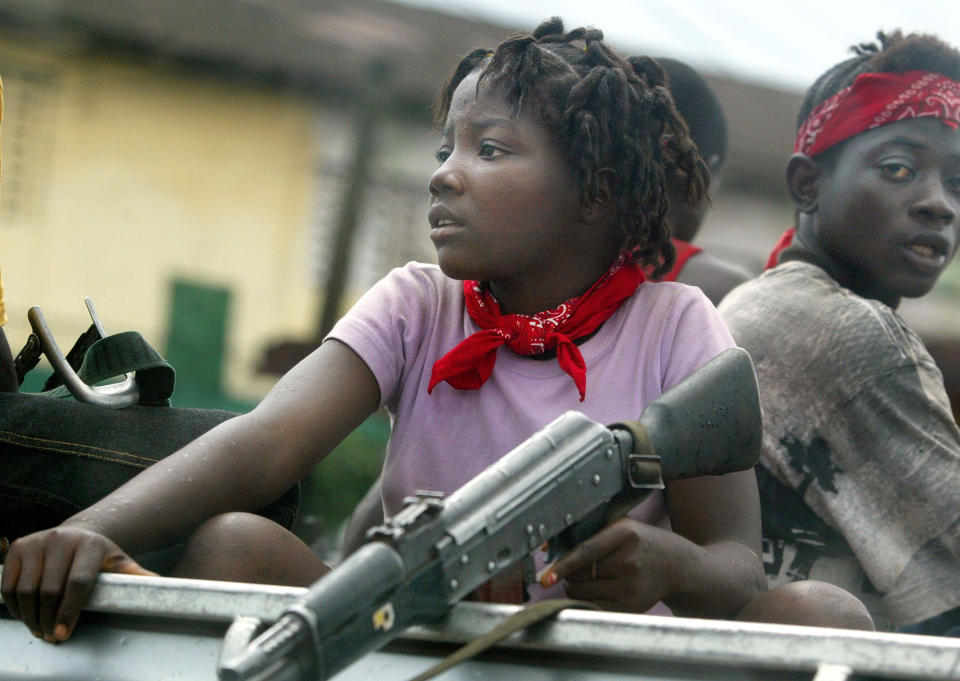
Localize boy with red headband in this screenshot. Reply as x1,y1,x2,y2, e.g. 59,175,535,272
720,31,960,634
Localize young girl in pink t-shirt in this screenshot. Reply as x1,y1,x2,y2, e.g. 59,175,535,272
2,18,872,642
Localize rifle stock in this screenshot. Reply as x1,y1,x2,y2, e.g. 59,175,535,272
617,344,762,481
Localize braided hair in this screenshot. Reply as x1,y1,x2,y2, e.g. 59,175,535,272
434,17,708,277
799,31,960,132
652,57,728,173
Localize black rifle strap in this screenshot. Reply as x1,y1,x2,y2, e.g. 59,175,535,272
40,324,102,391
13,333,42,386
404,599,599,681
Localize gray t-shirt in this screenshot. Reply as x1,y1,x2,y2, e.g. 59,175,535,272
720,260,960,628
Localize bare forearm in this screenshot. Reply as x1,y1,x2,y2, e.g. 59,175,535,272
663,537,766,619
61,340,380,554
661,470,764,618
62,411,302,554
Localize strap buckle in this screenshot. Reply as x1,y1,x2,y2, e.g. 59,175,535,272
27,297,140,409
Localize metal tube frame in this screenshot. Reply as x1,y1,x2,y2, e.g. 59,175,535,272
3,569,959,680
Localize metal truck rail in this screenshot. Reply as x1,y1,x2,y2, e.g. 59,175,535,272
4,570,960,681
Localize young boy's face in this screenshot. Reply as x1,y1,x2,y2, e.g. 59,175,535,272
813,117,960,307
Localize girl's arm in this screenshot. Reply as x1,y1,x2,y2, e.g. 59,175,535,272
541,468,766,618
76,338,380,549
1,339,380,640
658,468,766,617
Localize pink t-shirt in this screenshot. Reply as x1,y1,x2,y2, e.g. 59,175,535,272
328,262,735,603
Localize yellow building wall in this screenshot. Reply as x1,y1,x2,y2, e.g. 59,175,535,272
1,36,324,399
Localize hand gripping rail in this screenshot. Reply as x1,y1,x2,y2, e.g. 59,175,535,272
4,568,960,680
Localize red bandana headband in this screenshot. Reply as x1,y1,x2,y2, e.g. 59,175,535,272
795,70,960,158
428,254,645,401
766,71,960,270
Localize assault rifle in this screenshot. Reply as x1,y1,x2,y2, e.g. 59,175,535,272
218,347,762,681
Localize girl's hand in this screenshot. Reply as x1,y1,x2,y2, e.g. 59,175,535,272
1,526,156,642
539,517,680,612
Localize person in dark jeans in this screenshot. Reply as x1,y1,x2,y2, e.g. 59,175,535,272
0,313,16,392
640,57,751,305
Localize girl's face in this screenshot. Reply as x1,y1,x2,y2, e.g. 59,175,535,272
428,70,606,305
810,118,960,308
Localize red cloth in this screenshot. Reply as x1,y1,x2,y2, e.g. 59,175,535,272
764,228,795,270
428,255,645,401
658,238,703,282
795,70,960,157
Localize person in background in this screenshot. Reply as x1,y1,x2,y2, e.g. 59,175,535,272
638,57,751,305
720,30,960,634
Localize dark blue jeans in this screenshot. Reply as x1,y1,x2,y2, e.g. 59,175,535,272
0,392,298,542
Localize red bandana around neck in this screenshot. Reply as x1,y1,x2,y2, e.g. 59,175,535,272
764,227,796,270
795,70,960,158
428,254,645,402
658,238,703,282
